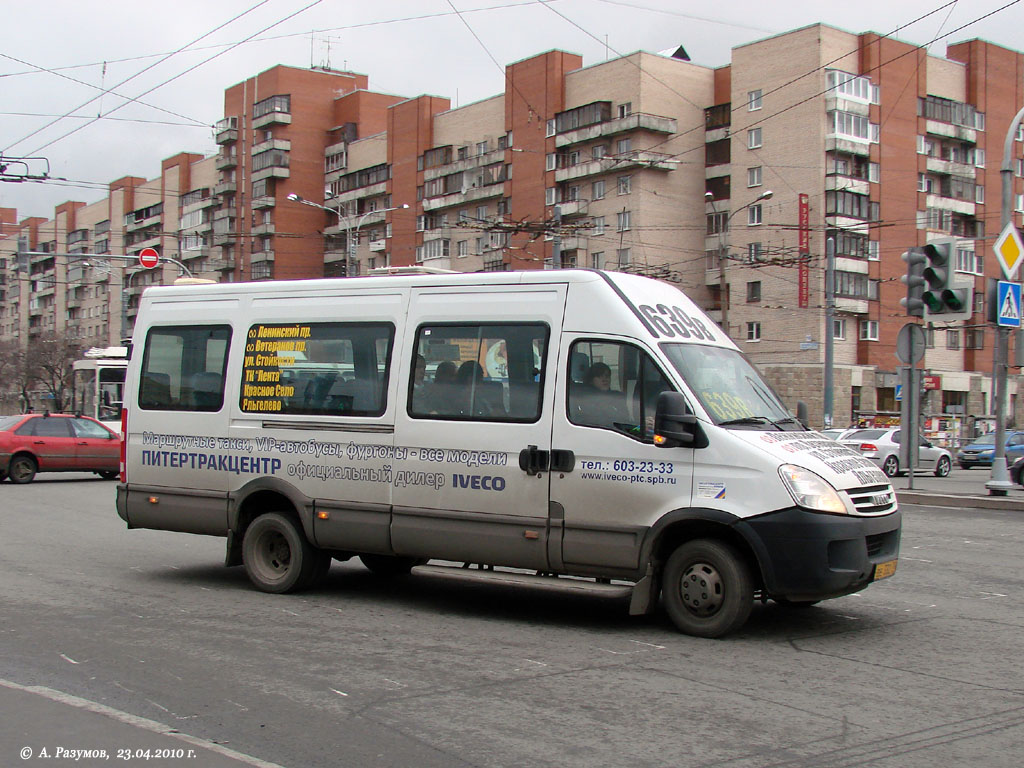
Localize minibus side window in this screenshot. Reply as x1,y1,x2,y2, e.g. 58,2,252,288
409,323,548,423
567,339,673,441
138,325,231,412
238,322,394,417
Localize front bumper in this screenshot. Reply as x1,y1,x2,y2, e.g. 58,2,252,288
739,506,902,602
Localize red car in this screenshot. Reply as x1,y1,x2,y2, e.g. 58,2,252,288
0,413,121,484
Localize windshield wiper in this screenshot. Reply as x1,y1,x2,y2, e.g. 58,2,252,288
719,415,799,431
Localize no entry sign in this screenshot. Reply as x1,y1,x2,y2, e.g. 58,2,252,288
138,247,159,269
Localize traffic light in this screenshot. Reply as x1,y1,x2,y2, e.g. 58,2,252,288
921,237,973,322
901,248,927,317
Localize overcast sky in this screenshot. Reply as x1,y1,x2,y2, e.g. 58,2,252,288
2,0,1022,221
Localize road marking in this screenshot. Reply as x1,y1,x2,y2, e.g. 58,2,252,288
59,654,79,665
901,557,933,563
0,678,284,768
329,688,349,697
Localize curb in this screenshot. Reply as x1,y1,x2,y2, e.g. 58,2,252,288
896,491,1024,510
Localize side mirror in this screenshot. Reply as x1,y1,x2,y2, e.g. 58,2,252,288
796,401,809,429
653,392,708,449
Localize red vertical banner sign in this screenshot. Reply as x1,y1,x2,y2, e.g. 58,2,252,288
798,193,810,308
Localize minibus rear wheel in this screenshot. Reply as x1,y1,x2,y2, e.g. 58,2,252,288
662,539,754,638
243,512,320,593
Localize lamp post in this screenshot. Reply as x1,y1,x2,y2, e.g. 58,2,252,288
707,189,773,335
287,193,409,275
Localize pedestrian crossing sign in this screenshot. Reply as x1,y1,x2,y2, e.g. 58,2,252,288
997,281,1021,328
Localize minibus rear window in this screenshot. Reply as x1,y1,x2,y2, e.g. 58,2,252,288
138,325,232,412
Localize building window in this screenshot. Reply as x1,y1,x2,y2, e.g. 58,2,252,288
746,281,761,302
591,216,606,236
546,188,557,206
747,204,763,225
706,211,728,235
748,89,762,111
616,138,632,154
592,179,606,200
457,240,468,257
546,119,556,137
965,328,985,349
946,330,961,350
617,102,632,118
617,211,631,232
747,242,763,263
617,175,632,195
833,318,846,340
748,128,762,149
593,144,608,159
746,322,761,341
956,247,982,275
591,251,604,269
747,166,762,187
859,320,879,341
546,153,557,171
616,248,631,267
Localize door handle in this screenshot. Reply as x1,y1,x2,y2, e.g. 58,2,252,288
77,441,89,445
550,449,575,473
518,445,550,476
34,440,45,444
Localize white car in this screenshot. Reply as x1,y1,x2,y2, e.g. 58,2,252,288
820,428,858,441
840,428,952,477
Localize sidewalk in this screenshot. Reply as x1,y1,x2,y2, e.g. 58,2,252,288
0,680,281,768
891,470,1024,510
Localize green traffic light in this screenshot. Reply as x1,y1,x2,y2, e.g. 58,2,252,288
923,291,944,312
942,288,966,311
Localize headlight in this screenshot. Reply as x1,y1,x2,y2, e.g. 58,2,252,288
980,450,993,458
778,464,848,515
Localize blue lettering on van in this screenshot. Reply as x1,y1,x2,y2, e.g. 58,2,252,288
140,449,280,475
452,473,506,492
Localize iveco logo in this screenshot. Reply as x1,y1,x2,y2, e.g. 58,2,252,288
871,493,890,506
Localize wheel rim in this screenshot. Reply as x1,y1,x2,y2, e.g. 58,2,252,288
883,456,898,476
253,528,292,582
678,561,724,617
937,458,950,476
11,460,33,482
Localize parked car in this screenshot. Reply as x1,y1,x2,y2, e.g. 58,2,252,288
956,431,1024,469
840,428,952,477
1010,455,1024,487
820,428,858,441
0,412,120,484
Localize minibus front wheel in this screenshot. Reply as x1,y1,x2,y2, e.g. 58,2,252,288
243,512,323,593
662,539,754,638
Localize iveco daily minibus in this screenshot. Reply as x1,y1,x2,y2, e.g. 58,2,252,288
117,269,900,637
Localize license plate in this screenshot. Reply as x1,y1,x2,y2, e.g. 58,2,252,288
874,559,898,580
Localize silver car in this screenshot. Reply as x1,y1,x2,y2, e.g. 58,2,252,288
840,428,952,478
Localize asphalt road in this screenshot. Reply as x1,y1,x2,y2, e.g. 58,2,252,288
1,473,1022,768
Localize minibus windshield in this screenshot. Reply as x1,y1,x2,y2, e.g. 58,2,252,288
660,343,797,429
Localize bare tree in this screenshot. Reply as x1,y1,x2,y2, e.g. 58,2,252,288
24,333,82,412
0,340,32,413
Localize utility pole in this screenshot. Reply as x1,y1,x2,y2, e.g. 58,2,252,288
823,236,835,428
985,104,1024,496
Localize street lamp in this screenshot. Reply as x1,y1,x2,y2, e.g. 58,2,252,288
287,193,409,274
708,189,773,334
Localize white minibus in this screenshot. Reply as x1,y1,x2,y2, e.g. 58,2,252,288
117,270,900,637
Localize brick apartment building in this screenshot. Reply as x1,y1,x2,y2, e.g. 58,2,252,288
2,23,1022,435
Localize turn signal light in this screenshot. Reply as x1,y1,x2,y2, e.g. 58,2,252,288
859,443,878,452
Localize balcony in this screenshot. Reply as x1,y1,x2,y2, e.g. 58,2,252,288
253,111,291,130
925,194,975,216
422,182,506,211
368,239,386,252
250,250,275,264
554,151,675,183
825,136,871,156
332,181,388,207
251,165,290,183
423,148,507,181
213,207,237,221
925,155,976,178
214,180,237,196
554,112,677,148
556,200,589,218
925,120,976,143
215,117,238,144
251,139,291,155
180,246,211,261
251,222,275,236
826,176,870,195
215,153,238,170
324,248,349,265
125,212,161,233
252,195,276,210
